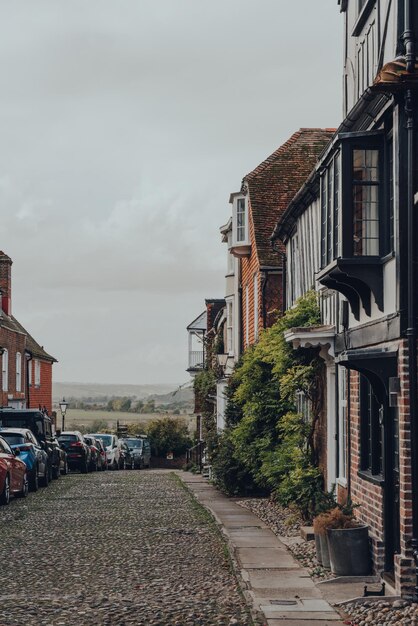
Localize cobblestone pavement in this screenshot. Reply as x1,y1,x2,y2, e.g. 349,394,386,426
0,470,254,626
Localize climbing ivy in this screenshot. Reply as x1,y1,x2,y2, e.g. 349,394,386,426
212,291,330,520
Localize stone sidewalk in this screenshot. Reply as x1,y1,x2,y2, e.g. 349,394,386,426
179,472,344,626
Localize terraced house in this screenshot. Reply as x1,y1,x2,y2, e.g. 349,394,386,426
272,0,418,597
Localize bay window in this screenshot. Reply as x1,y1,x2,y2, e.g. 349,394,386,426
318,130,393,319
34,359,41,386
230,193,250,257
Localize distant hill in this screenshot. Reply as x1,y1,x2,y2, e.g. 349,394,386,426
53,382,184,402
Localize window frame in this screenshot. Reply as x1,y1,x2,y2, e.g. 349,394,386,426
232,195,249,247
359,374,383,480
34,359,41,387
16,352,22,393
2,349,8,392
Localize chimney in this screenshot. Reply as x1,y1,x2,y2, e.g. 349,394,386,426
0,252,12,316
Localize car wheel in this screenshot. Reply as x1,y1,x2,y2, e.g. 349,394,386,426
81,461,88,474
52,465,60,480
61,460,68,476
17,472,29,498
0,475,10,505
30,467,39,492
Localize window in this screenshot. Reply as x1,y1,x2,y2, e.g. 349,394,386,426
2,349,8,392
253,273,259,340
360,375,383,476
236,198,246,242
227,300,233,354
34,359,41,386
320,132,393,266
320,152,341,267
28,360,32,387
296,390,310,423
16,352,21,393
353,148,380,255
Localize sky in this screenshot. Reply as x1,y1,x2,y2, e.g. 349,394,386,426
0,0,343,386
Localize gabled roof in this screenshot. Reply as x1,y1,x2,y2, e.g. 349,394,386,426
187,311,206,332
9,316,57,362
243,128,335,266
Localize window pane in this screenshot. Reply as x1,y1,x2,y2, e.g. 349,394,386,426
236,199,246,242
333,154,340,258
353,184,379,255
321,174,327,267
353,149,379,182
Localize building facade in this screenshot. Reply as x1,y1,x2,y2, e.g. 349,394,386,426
272,0,418,596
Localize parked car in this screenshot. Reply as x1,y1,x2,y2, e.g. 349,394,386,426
121,437,151,469
0,435,29,504
50,436,68,476
94,438,107,471
57,431,91,473
90,433,121,470
83,436,100,472
119,440,134,470
0,409,61,481
0,428,49,491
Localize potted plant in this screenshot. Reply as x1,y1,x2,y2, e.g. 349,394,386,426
325,503,371,576
313,511,332,569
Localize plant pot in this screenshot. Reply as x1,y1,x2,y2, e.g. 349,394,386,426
315,534,322,565
319,533,330,569
326,525,371,576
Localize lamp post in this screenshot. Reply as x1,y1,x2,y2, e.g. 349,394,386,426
59,398,68,432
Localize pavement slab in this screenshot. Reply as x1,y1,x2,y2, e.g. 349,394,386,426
179,471,344,625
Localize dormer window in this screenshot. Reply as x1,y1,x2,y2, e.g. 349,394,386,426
230,193,250,257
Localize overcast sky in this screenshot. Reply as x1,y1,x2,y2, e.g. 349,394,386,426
0,1,343,385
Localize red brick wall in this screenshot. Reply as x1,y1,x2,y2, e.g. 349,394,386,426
0,326,26,407
241,206,261,349
28,359,53,414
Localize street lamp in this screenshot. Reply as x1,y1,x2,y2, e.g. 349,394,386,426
59,398,68,432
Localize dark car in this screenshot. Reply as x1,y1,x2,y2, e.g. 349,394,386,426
50,436,68,476
119,440,135,470
0,409,61,481
83,436,100,472
0,428,49,491
58,431,91,473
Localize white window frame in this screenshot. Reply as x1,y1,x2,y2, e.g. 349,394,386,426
253,273,259,340
34,359,41,386
2,349,8,392
16,352,21,393
337,369,348,485
226,300,234,355
28,359,32,387
232,195,249,247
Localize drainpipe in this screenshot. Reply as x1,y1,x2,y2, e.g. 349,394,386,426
402,0,418,600
26,352,32,409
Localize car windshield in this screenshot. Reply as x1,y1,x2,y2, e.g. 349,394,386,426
125,438,143,448
1,434,25,445
58,434,78,441
96,435,112,446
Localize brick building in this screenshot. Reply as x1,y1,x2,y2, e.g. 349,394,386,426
0,252,56,413
229,129,335,350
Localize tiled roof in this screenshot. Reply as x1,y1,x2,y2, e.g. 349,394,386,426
244,128,335,266
8,316,57,362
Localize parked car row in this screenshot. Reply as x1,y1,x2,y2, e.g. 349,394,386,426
0,409,151,506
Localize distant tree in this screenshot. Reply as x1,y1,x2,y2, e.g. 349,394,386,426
147,417,192,457
120,398,132,412
90,419,109,432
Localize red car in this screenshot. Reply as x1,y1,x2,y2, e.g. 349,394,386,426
0,435,29,505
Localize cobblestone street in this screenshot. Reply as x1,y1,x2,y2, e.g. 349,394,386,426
0,470,253,626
